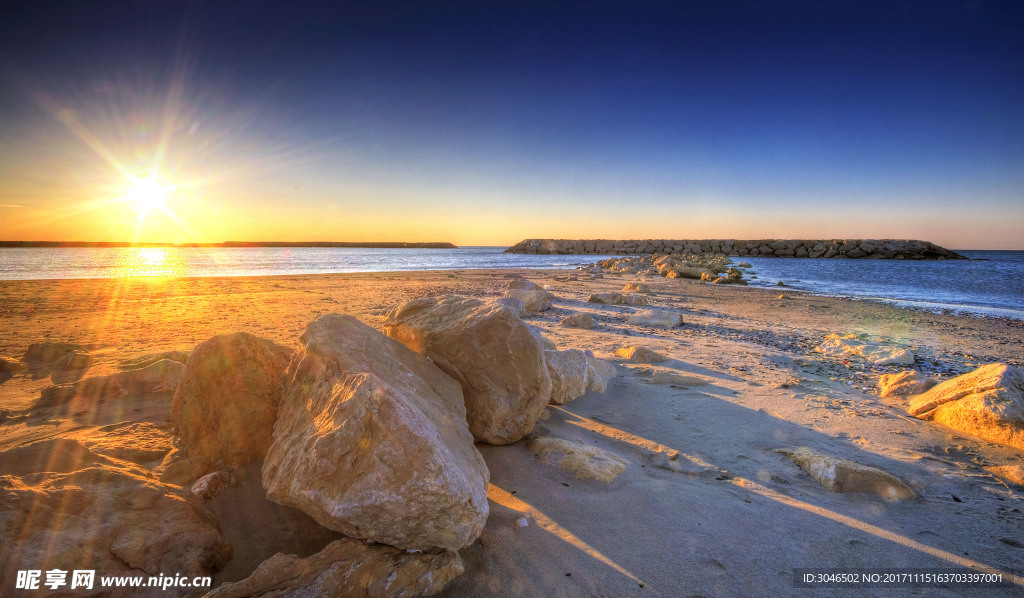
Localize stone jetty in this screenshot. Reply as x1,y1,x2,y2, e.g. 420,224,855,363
504,238,966,259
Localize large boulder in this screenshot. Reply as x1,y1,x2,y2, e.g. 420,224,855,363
545,350,616,405
206,538,463,598
171,333,293,467
263,314,489,552
0,464,232,593
907,363,1024,451
384,296,553,445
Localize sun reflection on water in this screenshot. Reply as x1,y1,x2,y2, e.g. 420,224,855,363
112,247,187,278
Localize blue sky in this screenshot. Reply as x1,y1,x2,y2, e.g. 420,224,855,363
1,1,1022,247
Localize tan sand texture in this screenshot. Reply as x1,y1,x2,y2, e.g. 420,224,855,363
1,268,1023,596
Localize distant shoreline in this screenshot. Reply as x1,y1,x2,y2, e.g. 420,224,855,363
0,241,458,249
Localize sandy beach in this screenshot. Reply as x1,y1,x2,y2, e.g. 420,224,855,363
1,268,1023,597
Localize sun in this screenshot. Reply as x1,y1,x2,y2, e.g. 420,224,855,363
123,175,170,217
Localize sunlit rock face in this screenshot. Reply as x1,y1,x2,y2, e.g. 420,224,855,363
908,363,1024,451
263,314,489,552
383,296,553,445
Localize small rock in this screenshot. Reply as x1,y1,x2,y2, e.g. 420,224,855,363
22,342,88,365
503,289,554,312
507,279,541,291
621,282,651,293
55,350,92,371
615,347,668,363
640,368,708,387
587,293,649,306
160,455,216,486
494,297,527,317
545,350,615,405
526,436,629,482
560,313,597,329
0,356,27,373
626,309,683,328
191,471,235,502
878,370,937,399
778,447,915,500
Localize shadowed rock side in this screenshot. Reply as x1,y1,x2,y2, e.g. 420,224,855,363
171,333,294,467
262,314,489,552
205,538,463,598
383,296,552,445
505,238,967,259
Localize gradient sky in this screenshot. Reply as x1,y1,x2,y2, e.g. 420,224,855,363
1,1,1022,248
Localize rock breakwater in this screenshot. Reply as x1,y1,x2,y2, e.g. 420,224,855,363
505,239,965,259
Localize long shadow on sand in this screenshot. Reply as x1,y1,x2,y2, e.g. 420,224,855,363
438,377,1024,597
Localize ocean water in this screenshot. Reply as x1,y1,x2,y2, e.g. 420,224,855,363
1,246,1022,320
0,246,617,280
740,250,1024,320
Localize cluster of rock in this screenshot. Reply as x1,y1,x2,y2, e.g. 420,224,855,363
505,238,967,260
593,253,745,284
0,283,618,596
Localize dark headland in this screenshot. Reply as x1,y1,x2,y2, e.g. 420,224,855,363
0,241,458,249
505,238,966,259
